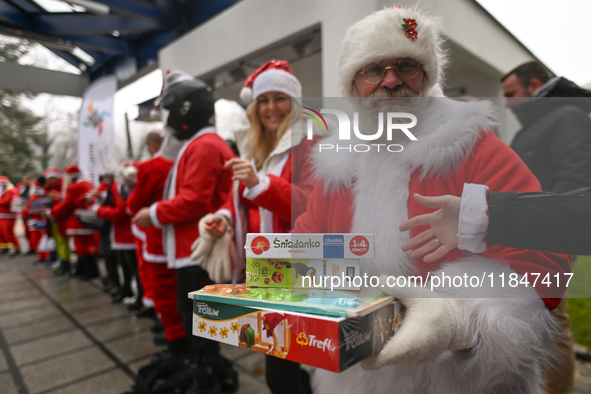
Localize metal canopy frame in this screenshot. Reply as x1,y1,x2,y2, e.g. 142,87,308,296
0,0,240,82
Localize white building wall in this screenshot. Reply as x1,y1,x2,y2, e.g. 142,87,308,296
160,0,536,97
159,0,374,97
159,0,543,143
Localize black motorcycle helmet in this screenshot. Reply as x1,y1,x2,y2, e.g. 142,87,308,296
161,79,215,140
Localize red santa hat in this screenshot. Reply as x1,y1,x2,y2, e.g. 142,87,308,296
338,6,447,96
261,312,284,338
151,69,193,120
239,60,302,104
64,164,82,178
43,168,62,179
0,176,9,185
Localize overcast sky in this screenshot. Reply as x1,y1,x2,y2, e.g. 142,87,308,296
477,0,591,87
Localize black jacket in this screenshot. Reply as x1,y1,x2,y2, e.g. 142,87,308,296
487,188,591,255
510,78,591,193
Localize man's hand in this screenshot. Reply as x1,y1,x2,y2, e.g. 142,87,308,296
399,193,461,263
133,208,153,228
224,158,259,188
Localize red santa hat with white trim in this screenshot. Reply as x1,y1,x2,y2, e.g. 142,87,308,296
0,176,9,185
240,60,302,105
43,168,62,179
64,164,82,178
338,6,447,96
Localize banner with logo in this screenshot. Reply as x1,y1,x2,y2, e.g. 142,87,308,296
77,75,116,185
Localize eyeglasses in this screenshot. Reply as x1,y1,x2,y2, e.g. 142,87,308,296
359,58,422,84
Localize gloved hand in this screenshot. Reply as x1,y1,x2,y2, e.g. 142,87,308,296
191,214,219,261
361,276,473,369
74,208,97,220
206,227,237,283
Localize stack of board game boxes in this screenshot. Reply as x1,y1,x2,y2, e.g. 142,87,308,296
190,233,403,372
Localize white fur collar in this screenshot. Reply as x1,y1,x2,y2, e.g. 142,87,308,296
312,98,496,191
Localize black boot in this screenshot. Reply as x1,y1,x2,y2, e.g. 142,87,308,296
214,355,239,393
53,259,71,276
73,256,85,277
83,255,99,280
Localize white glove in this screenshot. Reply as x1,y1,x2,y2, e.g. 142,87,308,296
361,275,473,369
191,214,218,261
206,227,237,283
74,208,97,220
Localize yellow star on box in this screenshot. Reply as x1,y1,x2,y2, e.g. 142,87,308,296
230,322,239,334
393,316,399,329
220,327,229,339
198,321,207,332
398,305,404,315
209,326,218,337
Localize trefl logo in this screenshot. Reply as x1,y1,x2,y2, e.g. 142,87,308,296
305,108,417,153
296,332,336,353
250,236,270,255
197,304,220,317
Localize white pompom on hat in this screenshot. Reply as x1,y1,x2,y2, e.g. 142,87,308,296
64,164,82,178
338,5,447,96
239,60,302,104
43,168,62,179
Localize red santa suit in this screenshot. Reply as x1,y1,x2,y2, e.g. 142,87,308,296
149,127,234,268
295,98,571,394
95,182,135,251
216,124,319,281
0,181,20,251
51,177,96,257
22,186,49,261
127,154,186,342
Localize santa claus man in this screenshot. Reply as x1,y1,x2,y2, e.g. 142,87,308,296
50,164,99,279
293,7,571,393
0,176,21,255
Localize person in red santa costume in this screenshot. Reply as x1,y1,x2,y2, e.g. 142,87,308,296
50,164,99,279
133,78,239,391
18,174,37,255
293,6,571,394
82,164,142,303
0,176,21,255
22,182,50,263
43,168,71,272
127,128,191,355
194,60,319,394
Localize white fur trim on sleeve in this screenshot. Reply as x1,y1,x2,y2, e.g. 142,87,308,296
458,183,489,253
149,202,164,229
242,176,270,200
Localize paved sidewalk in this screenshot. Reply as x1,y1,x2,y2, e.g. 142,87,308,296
0,254,269,394
0,253,589,393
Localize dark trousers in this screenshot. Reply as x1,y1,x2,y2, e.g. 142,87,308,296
116,249,141,298
266,357,309,394
175,265,219,355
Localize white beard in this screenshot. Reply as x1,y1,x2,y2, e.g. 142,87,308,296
158,127,184,160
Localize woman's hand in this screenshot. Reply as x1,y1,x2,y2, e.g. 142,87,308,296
204,214,228,238
224,158,259,188
399,193,461,263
